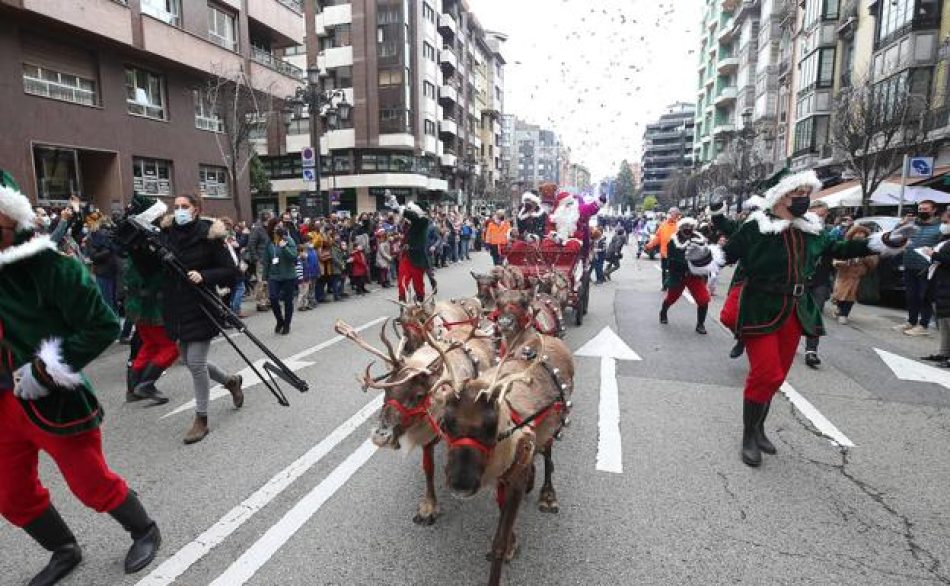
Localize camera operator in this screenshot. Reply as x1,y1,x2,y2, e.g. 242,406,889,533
265,219,298,335
159,195,244,445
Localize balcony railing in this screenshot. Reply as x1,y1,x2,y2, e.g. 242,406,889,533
251,46,303,79
925,106,950,133
277,0,302,12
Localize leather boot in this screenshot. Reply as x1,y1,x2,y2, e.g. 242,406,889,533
108,491,161,574
741,400,764,467
126,366,144,403
659,302,670,325
272,305,284,334
23,506,82,586
729,339,745,359
183,415,209,444
696,305,708,335
224,375,244,409
133,364,169,405
755,400,777,455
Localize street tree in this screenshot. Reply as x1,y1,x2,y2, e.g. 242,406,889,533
203,67,275,220
615,160,638,208
250,154,271,197
828,76,934,216
659,170,689,209
641,195,658,211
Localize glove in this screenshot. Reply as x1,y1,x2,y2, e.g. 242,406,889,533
385,193,399,210
598,193,607,204
884,224,919,247
13,364,51,401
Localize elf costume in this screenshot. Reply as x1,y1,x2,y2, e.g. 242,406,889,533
659,217,720,335
711,170,909,467
386,194,432,303
0,174,160,585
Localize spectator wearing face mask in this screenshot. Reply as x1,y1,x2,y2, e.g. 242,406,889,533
921,211,950,365
831,225,878,326
897,200,943,336
264,219,298,335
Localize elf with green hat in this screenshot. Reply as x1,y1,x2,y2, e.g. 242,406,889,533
0,172,161,584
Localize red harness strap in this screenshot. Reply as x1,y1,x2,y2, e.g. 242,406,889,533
440,316,480,328
385,395,440,435
444,435,493,457
507,401,564,432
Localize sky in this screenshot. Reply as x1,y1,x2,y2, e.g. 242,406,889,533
466,0,703,180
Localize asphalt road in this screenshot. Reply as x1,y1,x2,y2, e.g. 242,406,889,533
2,245,950,586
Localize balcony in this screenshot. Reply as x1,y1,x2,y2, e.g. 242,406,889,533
439,118,458,137
712,123,735,136
439,84,458,105
439,49,458,72
317,46,354,70
438,13,457,38
717,56,739,74
141,15,242,77
718,18,736,42
316,3,352,33
251,46,303,79
714,85,737,106
649,129,687,140
441,152,458,167
471,134,482,149
247,0,304,46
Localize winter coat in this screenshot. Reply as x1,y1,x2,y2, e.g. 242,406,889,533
606,234,625,262
86,228,119,277
517,211,547,240
159,217,240,343
301,248,320,280
929,240,950,319
904,218,942,272
247,223,269,263
350,250,369,277
263,237,299,282
376,240,393,269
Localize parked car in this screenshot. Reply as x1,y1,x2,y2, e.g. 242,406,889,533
852,216,905,306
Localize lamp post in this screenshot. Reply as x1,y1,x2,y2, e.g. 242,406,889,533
732,108,754,212
284,65,351,215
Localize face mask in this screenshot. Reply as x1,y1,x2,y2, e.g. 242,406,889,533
681,229,693,238
174,209,194,226
919,212,932,221
788,197,810,217
940,223,950,236
40,217,51,228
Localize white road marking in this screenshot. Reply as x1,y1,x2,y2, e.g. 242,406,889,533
875,348,950,390
576,327,641,474
135,394,383,586
208,439,379,586
162,316,387,418
779,383,855,448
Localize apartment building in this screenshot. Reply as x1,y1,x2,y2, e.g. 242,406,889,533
513,119,560,188
0,0,303,218
262,0,506,215
642,102,696,199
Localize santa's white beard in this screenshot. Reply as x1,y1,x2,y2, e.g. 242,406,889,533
550,199,580,241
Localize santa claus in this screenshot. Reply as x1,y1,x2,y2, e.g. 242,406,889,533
548,190,606,248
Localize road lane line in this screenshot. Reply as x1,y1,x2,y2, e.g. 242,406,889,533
161,316,387,419
596,357,623,473
209,439,378,586
135,394,383,586
779,382,855,448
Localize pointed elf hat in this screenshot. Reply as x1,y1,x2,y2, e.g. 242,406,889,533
0,169,36,231
762,170,823,210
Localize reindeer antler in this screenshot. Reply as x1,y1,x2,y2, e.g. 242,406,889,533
360,362,430,390
334,320,399,366
422,325,463,396
479,333,544,403
379,319,401,364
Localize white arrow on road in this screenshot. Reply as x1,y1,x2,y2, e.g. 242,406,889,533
575,327,641,474
875,348,950,389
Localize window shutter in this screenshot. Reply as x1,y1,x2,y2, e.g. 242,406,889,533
20,34,97,80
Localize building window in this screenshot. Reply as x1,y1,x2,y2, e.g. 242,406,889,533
423,81,436,98
194,89,222,132
422,3,435,23
22,64,98,107
423,42,436,61
141,0,181,26
199,165,229,198
379,107,411,133
361,153,386,172
132,157,174,197
208,4,237,51
797,48,835,92
34,146,81,202
126,66,167,120
379,69,403,87
424,119,437,136
793,115,829,154
378,5,402,25
320,24,352,49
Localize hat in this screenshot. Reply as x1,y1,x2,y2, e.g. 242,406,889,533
128,194,167,225
555,191,573,203
676,217,698,231
407,201,427,216
763,169,822,210
521,192,541,206
0,169,35,231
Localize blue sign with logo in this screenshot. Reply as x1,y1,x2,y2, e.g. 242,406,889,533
302,168,317,183
908,157,934,178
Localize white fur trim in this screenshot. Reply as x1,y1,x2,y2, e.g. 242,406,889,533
407,202,425,217
676,217,699,231
134,200,167,225
521,192,541,206
670,231,707,249
743,195,766,211
868,232,907,257
0,184,36,230
688,245,723,277
0,235,56,268
745,210,823,236
37,338,83,388
763,170,822,210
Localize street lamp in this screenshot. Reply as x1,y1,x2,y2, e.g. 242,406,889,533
284,65,352,213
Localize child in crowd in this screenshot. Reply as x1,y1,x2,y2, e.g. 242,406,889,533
349,244,369,294
592,227,607,284
375,229,393,288
298,243,319,310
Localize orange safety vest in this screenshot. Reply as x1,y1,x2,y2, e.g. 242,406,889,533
484,220,511,246
646,219,679,258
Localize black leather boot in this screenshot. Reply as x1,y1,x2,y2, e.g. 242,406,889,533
108,491,161,574
659,302,670,324
696,305,708,335
133,363,169,405
729,339,745,359
126,366,144,403
741,400,765,467
23,506,82,586
756,400,777,455
272,305,284,334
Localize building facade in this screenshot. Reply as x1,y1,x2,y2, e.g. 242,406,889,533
641,102,696,199
260,0,506,216
0,0,303,219
513,119,560,188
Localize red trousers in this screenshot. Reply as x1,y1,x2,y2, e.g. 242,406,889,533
397,255,425,302
132,323,179,371
720,284,742,334
0,392,128,527
664,275,711,307
743,313,803,404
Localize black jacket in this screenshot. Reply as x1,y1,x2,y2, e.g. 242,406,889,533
159,217,239,342
930,241,950,319
516,210,547,240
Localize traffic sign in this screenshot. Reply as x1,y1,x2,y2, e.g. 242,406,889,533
301,146,316,168
302,168,317,183
907,157,935,178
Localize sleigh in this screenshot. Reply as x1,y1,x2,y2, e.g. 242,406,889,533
500,238,591,326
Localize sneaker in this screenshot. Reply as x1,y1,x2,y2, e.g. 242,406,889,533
837,316,848,325
893,322,914,332
904,325,930,337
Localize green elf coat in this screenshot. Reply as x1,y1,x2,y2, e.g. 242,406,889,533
0,234,119,435
401,206,432,269
713,210,894,338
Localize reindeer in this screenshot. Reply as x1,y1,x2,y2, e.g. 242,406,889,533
536,269,571,311
471,271,500,312
492,265,527,290
475,273,564,339
393,295,483,355
334,318,493,525
429,330,574,586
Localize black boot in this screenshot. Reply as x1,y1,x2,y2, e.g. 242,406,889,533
133,363,169,405
108,491,161,574
756,400,777,455
281,304,293,335
804,351,821,368
729,339,745,359
126,366,144,403
272,305,284,334
23,506,82,586
659,302,670,325
696,305,708,335
741,400,765,467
